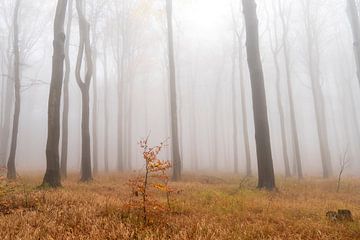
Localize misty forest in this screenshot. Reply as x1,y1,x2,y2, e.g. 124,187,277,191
1,0,360,239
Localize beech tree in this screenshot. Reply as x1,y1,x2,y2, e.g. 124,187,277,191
0,1,14,168
302,0,333,178
60,0,73,179
347,0,360,85
42,0,68,188
265,1,291,177
278,0,303,179
7,0,21,179
75,0,93,182
242,0,275,190
166,0,181,181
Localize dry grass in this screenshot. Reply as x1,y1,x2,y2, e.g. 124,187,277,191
0,173,359,239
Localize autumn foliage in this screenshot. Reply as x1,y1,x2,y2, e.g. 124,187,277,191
126,137,176,223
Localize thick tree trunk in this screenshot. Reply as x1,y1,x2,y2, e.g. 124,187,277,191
242,0,275,190
7,0,21,180
347,0,360,84
75,0,93,182
43,0,68,188
166,0,181,181
60,0,73,179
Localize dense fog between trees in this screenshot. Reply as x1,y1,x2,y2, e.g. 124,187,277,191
1,0,360,182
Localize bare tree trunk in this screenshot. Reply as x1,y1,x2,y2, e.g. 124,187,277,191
231,32,239,174
43,0,68,187
347,0,360,85
279,0,303,179
242,0,275,190
189,66,198,171
303,1,333,178
274,52,291,177
126,81,134,171
236,30,252,177
166,0,181,181
103,39,109,173
60,0,73,179
115,10,125,171
75,0,93,182
91,17,98,175
213,73,222,171
0,57,13,167
7,0,21,180
267,1,291,178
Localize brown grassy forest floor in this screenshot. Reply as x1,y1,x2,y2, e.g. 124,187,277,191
0,173,359,240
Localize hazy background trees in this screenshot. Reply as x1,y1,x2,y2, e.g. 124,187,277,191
0,0,360,183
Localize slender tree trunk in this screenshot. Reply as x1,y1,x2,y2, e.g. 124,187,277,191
43,0,68,188
7,0,21,180
103,39,109,173
267,2,291,177
213,74,222,171
126,81,134,171
0,61,13,167
231,32,239,174
91,22,98,175
279,0,303,179
166,0,181,181
236,31,252,177
304,1,333,178
347,0,360,85
242,0,275,190
75,0,93,182
60,0,73,179
189,69,198,171
273,52,291,177
0,48,14,167
116,19,124,171
234,24,252,177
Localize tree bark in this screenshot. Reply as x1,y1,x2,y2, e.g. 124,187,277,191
60,0,73,179
0,53,14,167
7,0,21,180
231,32,239,174
75,0,93,182
43,0,68,188
304,0,333,178
91,7,98,174
279,0,303,179
235,29,252,177
267,1,291,177
166,0,181,181
103,39,109,173
347,0,360,85
242,0,275,190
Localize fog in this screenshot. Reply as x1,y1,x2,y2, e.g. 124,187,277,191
1,0,359,178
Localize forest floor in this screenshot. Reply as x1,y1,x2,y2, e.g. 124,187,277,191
0,173,359,240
